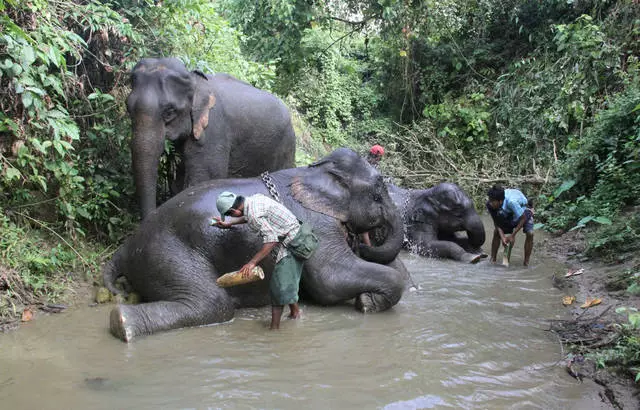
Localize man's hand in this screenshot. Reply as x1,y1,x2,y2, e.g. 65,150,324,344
211,216,231,229
505,234,516,246
239,262,256,279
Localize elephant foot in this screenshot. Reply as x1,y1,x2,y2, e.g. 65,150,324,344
464,253,484,264
110,305,135,343
355,292,391,313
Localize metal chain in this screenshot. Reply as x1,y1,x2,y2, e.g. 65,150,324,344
261,171,281,203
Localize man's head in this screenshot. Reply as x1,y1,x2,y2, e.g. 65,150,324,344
367,144,385,165
487,185,505,210
216,191,244,220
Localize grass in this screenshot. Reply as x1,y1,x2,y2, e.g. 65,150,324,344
0,213,112,327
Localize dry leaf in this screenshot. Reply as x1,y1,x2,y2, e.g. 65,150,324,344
565,268,585,278
580,297,602,309
21,308,33,322
562,296,576,306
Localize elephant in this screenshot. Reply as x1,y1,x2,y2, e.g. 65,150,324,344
103,148,408,342
388,182,487,263
127,57,296,219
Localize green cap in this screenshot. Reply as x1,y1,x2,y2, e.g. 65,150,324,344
216,191,237,221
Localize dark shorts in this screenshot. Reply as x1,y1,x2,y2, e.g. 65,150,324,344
497,208,534,234
270,253,304,305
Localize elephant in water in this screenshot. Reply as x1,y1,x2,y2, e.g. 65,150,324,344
388,183,487,263
104,149,408,342
127,57,295,219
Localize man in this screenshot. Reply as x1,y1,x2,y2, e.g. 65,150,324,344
212,191,304,330
367,144,385,168
486,185,534,266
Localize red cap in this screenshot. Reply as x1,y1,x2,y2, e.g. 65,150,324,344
369,144,385,156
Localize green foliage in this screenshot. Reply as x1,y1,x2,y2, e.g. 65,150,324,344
592,307,640,382
540,79,640,237
423,91,492,148
287,28,370,146
0,213,73,301
220,0,315,83
0,0,138,240
145,0,276,89
584,214,640,261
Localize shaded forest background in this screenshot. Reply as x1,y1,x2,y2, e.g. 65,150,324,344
1,0,639,377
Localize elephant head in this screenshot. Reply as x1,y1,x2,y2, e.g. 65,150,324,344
389,182,486,262
288,148,405,264
126,58,216,218
416,183,485,249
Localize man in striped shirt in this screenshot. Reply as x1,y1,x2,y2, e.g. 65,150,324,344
212,191,303,329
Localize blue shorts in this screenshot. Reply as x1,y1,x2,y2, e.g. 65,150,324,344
498,208,534,234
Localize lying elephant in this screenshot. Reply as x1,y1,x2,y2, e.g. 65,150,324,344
388,183,487,263
104,148,408,342
127,57,296,219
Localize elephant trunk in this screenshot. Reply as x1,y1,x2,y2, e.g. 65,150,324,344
358,209,404,264
464,213,486,250
131,116,165,219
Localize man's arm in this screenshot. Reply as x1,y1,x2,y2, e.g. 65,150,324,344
211,216,247,229
506,213,527,244
239,242,278,278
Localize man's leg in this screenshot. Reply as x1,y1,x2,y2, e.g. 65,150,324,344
490,228,501,262
523,209,534,266
288,303,300,319
524,232,534,266
271,305,284,330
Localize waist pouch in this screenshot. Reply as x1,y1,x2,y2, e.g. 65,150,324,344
287,222,319,260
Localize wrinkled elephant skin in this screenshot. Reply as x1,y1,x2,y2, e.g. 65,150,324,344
389,183,487,263
127,58,296,219
104,149,407,342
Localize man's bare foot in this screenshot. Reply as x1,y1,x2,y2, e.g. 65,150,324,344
288,312,301,319
288,303,301,319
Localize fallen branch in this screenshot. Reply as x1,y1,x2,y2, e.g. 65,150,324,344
393,172,555,185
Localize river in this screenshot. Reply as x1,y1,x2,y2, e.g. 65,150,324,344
0,220,609,409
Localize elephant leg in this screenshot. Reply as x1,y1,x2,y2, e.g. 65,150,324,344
386,257,417,291
110,295,235,342
442,232,488,258
408,224,482,263
303,249,405,313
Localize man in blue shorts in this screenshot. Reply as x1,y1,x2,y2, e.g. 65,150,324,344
486,185,534,266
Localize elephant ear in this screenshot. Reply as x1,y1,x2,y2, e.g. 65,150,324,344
190,73,217,140
290,161,351,222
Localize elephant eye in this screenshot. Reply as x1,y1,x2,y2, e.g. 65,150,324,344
162,106,177,123
372,192,382,202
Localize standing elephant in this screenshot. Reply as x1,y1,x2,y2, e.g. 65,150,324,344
104,149,407,342
127,57,295,219
388,183,487,263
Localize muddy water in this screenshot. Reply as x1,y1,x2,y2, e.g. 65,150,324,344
0,219,605,409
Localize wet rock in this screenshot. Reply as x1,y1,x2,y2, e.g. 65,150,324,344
84,377,114,391
95,287,112,304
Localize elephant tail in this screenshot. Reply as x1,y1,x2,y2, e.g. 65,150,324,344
102,248,125,295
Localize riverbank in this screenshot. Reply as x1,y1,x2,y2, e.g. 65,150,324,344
540,229,640,409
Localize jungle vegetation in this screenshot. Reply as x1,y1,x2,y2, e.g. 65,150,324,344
1,0,639,379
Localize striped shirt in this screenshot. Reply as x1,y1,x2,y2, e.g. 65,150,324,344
244,194,300,261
